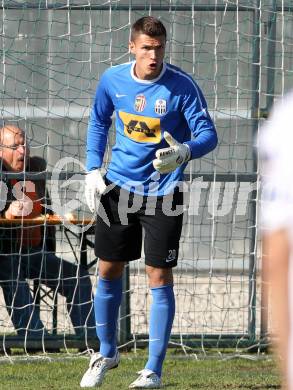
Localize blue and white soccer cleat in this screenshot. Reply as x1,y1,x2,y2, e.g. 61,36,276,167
129,369,162,389
80,349,120,387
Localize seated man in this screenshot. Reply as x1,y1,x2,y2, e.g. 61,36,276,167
0,254,44,337
0,124,95,337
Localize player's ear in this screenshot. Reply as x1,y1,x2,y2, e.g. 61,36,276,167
129,41,135,55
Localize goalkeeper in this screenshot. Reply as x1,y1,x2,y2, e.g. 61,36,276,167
81,16,217,389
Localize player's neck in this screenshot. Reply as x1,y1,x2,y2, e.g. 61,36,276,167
133,63,163,81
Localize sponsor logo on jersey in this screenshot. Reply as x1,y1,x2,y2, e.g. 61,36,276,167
166,249,177,262
134,94,146,112
155,99,167,115
119,111,161,143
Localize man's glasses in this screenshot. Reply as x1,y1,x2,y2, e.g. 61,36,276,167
0,143,27,151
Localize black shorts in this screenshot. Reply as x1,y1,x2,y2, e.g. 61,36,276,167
94,179,184,268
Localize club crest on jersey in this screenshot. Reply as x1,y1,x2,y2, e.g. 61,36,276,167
154,99,167,115
134,94,146,112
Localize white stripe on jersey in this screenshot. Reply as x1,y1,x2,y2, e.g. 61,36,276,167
166,64,205,110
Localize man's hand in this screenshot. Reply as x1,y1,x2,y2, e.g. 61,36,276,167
153,131,191,174
85,169,107,213
5,200,33,219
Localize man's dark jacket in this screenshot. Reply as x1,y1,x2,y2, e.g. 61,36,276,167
0,156,56,254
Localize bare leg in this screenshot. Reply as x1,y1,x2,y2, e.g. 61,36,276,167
263,230,290,390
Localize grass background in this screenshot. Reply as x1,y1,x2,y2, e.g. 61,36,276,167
0,352,281,389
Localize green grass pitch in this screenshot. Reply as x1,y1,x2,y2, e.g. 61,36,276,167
0,353,281,389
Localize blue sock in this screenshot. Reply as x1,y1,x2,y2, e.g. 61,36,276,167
94,276,122,358
145,285,175,377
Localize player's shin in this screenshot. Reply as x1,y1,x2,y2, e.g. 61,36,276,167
94,276,123,357
145,284,175,377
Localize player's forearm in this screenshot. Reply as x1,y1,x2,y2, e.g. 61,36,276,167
86,123,109,171
185,128,218,160
86,149,104,171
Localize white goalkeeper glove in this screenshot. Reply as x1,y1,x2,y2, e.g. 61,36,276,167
85,169,107,213
153,131,191,174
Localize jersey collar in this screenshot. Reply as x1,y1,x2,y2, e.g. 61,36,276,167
130,61,166,84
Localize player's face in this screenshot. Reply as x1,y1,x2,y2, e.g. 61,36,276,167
0,127,29,172
129,34,166,80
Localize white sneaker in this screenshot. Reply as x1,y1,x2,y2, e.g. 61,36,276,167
80,350,120,387
129,369,162,389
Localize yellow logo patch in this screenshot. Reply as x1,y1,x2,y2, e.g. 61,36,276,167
119,111,161,144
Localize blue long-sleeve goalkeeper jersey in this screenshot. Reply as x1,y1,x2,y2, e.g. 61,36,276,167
87,61,217,196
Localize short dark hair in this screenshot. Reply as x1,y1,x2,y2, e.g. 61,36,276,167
131,17,167,41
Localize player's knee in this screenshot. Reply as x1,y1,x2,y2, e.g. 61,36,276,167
146,266,173,287
98,259,125,280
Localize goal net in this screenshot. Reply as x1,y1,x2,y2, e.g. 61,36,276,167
0,0,292,358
